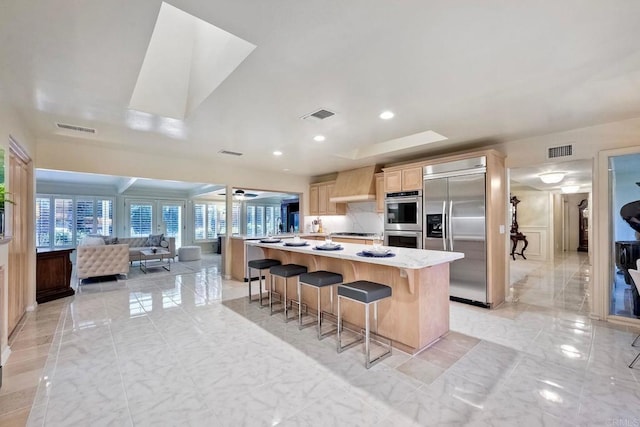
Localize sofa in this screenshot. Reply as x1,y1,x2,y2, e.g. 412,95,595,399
116,236,176,263
76,243,130,284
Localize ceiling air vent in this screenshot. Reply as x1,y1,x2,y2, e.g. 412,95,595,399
547,144,573,159
301,108,336,121
56,123,96,134
218,149,243,156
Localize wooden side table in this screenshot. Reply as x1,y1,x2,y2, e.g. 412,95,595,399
36,248,74,303
510,233,528,260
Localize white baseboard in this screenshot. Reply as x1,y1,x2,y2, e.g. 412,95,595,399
1,346,11,365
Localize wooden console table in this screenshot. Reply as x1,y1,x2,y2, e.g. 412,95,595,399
509,195,528,260
36,248,74,303
510,233,528,260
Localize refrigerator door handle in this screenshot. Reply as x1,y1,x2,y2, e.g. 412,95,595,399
441,201,447,250
448,200,454,251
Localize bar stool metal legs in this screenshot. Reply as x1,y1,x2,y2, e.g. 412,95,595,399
297,271,342,340
630,332,640,368
336,280,392,369
269,264,307,322
247,259,281,308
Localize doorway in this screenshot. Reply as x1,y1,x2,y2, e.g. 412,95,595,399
125,199,184,248
508,159,592,313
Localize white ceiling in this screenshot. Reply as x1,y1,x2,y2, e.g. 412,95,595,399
3,1,640,177
36,169,293,200
509,159,593,193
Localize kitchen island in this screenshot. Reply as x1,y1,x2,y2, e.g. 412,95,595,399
246,240,463,354
227,233,378,281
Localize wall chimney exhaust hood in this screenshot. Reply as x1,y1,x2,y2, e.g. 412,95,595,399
329,165,378,203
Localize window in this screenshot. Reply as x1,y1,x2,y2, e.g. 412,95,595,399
36,198,51,247
96,199,113,236
36,195,114,249
244,203,279,236
54,198,73,247
75,199,94,244
194,201,224,240
129,203,153,237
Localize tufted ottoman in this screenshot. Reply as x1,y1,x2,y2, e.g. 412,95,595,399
178,246,202,262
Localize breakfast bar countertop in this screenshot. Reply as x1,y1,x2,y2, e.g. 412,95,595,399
246,240,464,270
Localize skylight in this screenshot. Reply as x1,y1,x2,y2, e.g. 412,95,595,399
129,2,256,120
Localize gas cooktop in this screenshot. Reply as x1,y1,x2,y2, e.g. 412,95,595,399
331,232,378,237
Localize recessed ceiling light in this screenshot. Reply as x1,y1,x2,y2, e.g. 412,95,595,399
283,168,290,172
379,111,395,120
313,135,326,142
273,151,283,156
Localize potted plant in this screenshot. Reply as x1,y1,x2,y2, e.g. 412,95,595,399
0,183,14,238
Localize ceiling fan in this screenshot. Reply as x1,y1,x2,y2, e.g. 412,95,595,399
219,189,259,198
234,189,258,198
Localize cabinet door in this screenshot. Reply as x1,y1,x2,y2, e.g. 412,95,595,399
402,167,423,190
326,183,337,214
318,184,328,215
384,171,402,193
309,185,319,215
376,175,385,213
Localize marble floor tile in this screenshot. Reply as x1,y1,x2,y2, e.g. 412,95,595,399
4,252,640,426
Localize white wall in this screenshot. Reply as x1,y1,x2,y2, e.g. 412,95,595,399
511,189,552,261
304,201,384,234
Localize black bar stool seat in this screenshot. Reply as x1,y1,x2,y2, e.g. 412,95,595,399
337,280,392,369
298,271,343,339
270,264,307,321
247,258,281,307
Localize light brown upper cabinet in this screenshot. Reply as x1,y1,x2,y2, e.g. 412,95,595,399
309,181,346,216
402,167,423,190
318,184,328,214
384,166,423,192
375,173,385,213
309,184,319,215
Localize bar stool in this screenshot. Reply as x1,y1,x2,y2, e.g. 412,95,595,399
337,280,392,369
297,271,343,340
269,264,307,321
247,259,281,307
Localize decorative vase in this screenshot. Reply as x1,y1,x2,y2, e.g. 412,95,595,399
312,223,319,233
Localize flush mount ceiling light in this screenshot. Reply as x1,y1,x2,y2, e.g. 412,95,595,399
313,135,326,142
379,111,395,120
273,151,283,156
539,172,566,184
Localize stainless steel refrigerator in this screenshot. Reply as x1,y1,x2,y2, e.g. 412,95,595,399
423,157,487,305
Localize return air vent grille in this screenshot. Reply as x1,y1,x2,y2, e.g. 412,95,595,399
218,149,243,156
56,123,96,134
547,144,573,159
301,109,336,121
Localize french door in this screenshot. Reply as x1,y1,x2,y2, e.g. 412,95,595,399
126,199,184,248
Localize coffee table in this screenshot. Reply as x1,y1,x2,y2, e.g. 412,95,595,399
139,248,172,273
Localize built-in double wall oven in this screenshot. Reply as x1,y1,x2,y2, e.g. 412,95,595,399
384,190,423,248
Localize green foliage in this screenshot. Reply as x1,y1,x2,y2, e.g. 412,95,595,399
0,183,14,207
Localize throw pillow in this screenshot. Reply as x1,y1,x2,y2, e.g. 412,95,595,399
146,234,164,247
160,239,169,248
79,236,106,247
104,237,119,245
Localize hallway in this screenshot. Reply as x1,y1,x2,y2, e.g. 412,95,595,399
510,251,591,315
